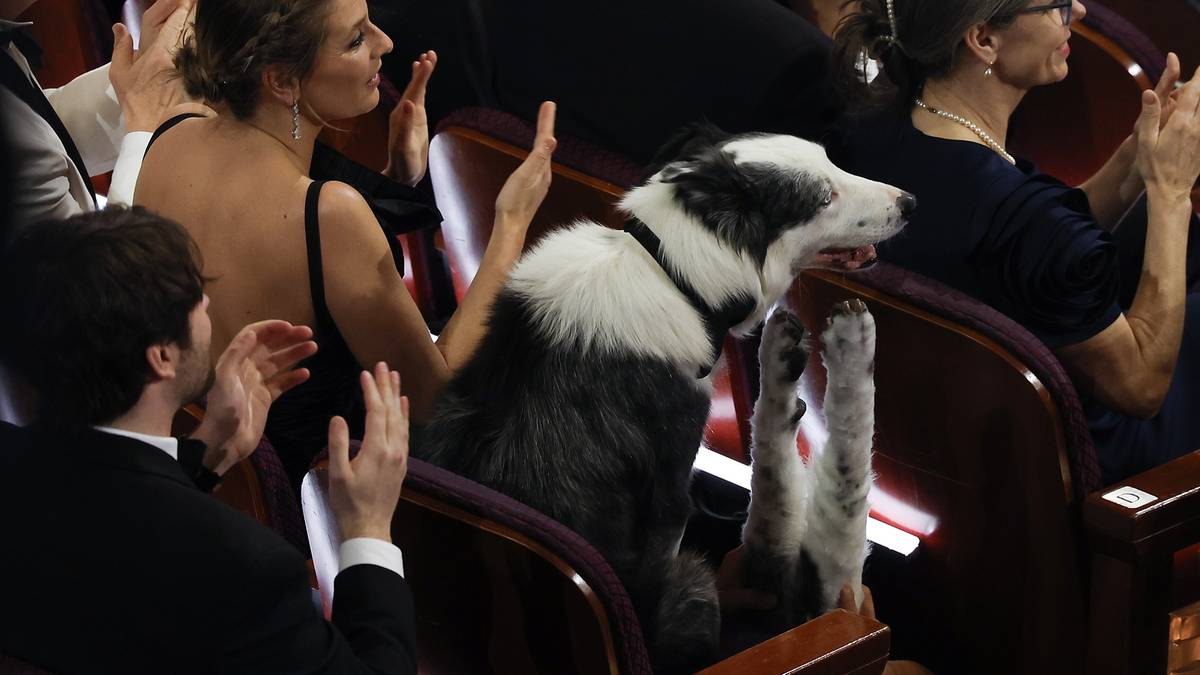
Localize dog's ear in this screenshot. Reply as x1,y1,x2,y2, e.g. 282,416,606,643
647,121,732,180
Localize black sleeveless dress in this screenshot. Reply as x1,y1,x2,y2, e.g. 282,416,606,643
147,114,441,489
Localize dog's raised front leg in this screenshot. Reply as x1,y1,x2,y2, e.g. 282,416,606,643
741,308,811,622
805,299,876,612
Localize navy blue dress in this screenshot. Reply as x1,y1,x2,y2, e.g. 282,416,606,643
832,113,1200,483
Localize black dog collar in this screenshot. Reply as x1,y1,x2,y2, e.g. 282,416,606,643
624,218,756,378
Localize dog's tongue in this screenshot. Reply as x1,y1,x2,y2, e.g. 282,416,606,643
818,245,878,270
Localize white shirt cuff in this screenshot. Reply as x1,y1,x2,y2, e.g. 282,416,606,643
338,538,404,578
106,131,152,206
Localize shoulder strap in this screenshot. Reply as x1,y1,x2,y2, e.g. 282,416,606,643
145,112,205,156
303,180,340,337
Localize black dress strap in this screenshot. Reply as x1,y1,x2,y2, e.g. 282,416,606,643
303,180,340,338
145,113,206,156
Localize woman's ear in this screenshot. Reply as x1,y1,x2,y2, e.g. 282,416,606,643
261,66,299,107
962,22,1002,68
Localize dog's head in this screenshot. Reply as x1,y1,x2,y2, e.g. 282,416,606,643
634,123,913,301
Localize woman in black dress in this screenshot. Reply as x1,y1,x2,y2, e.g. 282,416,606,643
830,0,1200,482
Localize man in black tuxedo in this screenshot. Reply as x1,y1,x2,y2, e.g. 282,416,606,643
0,207,417,674
377,0,838,164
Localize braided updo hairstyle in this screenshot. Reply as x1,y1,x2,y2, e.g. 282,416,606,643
175,0,332,119
831,0,1029,114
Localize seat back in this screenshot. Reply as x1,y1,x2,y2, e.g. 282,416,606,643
1009,2,1164,186
789,264,1092,673
302,454,652,675
428,108,754,460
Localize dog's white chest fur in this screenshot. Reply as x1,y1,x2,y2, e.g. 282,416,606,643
507,222,716,376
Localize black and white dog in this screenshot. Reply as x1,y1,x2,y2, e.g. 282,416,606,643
418,124,912,671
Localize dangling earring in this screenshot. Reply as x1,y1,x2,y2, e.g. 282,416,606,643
291,99,301,140
984,61,995,78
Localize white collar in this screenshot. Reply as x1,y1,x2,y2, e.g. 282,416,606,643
93,426,179,461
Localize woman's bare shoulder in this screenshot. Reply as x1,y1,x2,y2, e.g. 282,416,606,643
314,180,392,259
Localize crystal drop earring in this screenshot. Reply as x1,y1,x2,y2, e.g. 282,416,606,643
291,99,301,140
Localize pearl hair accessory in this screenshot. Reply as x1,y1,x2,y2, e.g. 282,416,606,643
914,98,1016,165
880,0,900,46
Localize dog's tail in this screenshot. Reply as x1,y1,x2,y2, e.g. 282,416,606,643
634,550,720,674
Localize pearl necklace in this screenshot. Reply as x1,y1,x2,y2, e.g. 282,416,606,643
914,98,1016,165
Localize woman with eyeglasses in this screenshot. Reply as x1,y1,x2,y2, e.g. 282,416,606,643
829,0,1200,483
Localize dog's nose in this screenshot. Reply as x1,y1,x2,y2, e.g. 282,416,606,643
897,192,918,218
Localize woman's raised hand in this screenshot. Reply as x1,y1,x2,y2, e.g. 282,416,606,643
1136,63,1200,203
494,101,557,235
386,51,437,187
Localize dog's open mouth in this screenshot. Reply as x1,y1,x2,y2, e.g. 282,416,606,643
816,245,878,271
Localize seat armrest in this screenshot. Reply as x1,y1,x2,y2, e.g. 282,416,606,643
1084,450,1200,560
698,610,890,675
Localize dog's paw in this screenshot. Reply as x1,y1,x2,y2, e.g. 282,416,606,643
756,308,809,423
820,299,876,377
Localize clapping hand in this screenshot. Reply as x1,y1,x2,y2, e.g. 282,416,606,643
1136,62,1200,203
328,363,410,543
192,321,317,475
110,0,211,132
493,101,557,235
386,51,437,186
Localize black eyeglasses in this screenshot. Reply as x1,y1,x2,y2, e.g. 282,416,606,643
1017,1,1073,26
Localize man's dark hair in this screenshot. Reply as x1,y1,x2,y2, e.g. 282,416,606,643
0,206,206,427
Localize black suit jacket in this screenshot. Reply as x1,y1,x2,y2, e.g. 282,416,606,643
0,426,416,674
378,0,838,164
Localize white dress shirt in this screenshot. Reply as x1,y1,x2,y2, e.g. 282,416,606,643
1,20,152,232
93,426,405,578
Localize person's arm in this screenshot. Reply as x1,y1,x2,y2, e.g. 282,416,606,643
1057,79,1200,418
434,101,557,369
43,63,124,176
320,103,557,423
216,365,415,675
1079,53,1182,231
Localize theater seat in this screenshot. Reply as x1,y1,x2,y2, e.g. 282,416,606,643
172,405,308,552
789,263,1200,675
301,455,892,674
428,108,755,461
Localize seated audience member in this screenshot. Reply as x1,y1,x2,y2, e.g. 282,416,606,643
0,206,417,674
135,0,557,487
0,0,204,234
0,0,205,425
830,0,1200,482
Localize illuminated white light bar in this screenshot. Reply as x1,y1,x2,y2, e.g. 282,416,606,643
692,447,921,556
693,446,752,488
866,517,920,556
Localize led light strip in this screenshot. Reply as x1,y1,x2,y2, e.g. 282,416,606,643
692,447,921,556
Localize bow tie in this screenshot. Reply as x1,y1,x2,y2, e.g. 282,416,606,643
0,25,44,71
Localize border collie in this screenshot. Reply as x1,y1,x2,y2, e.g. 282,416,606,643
417,124,913,671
